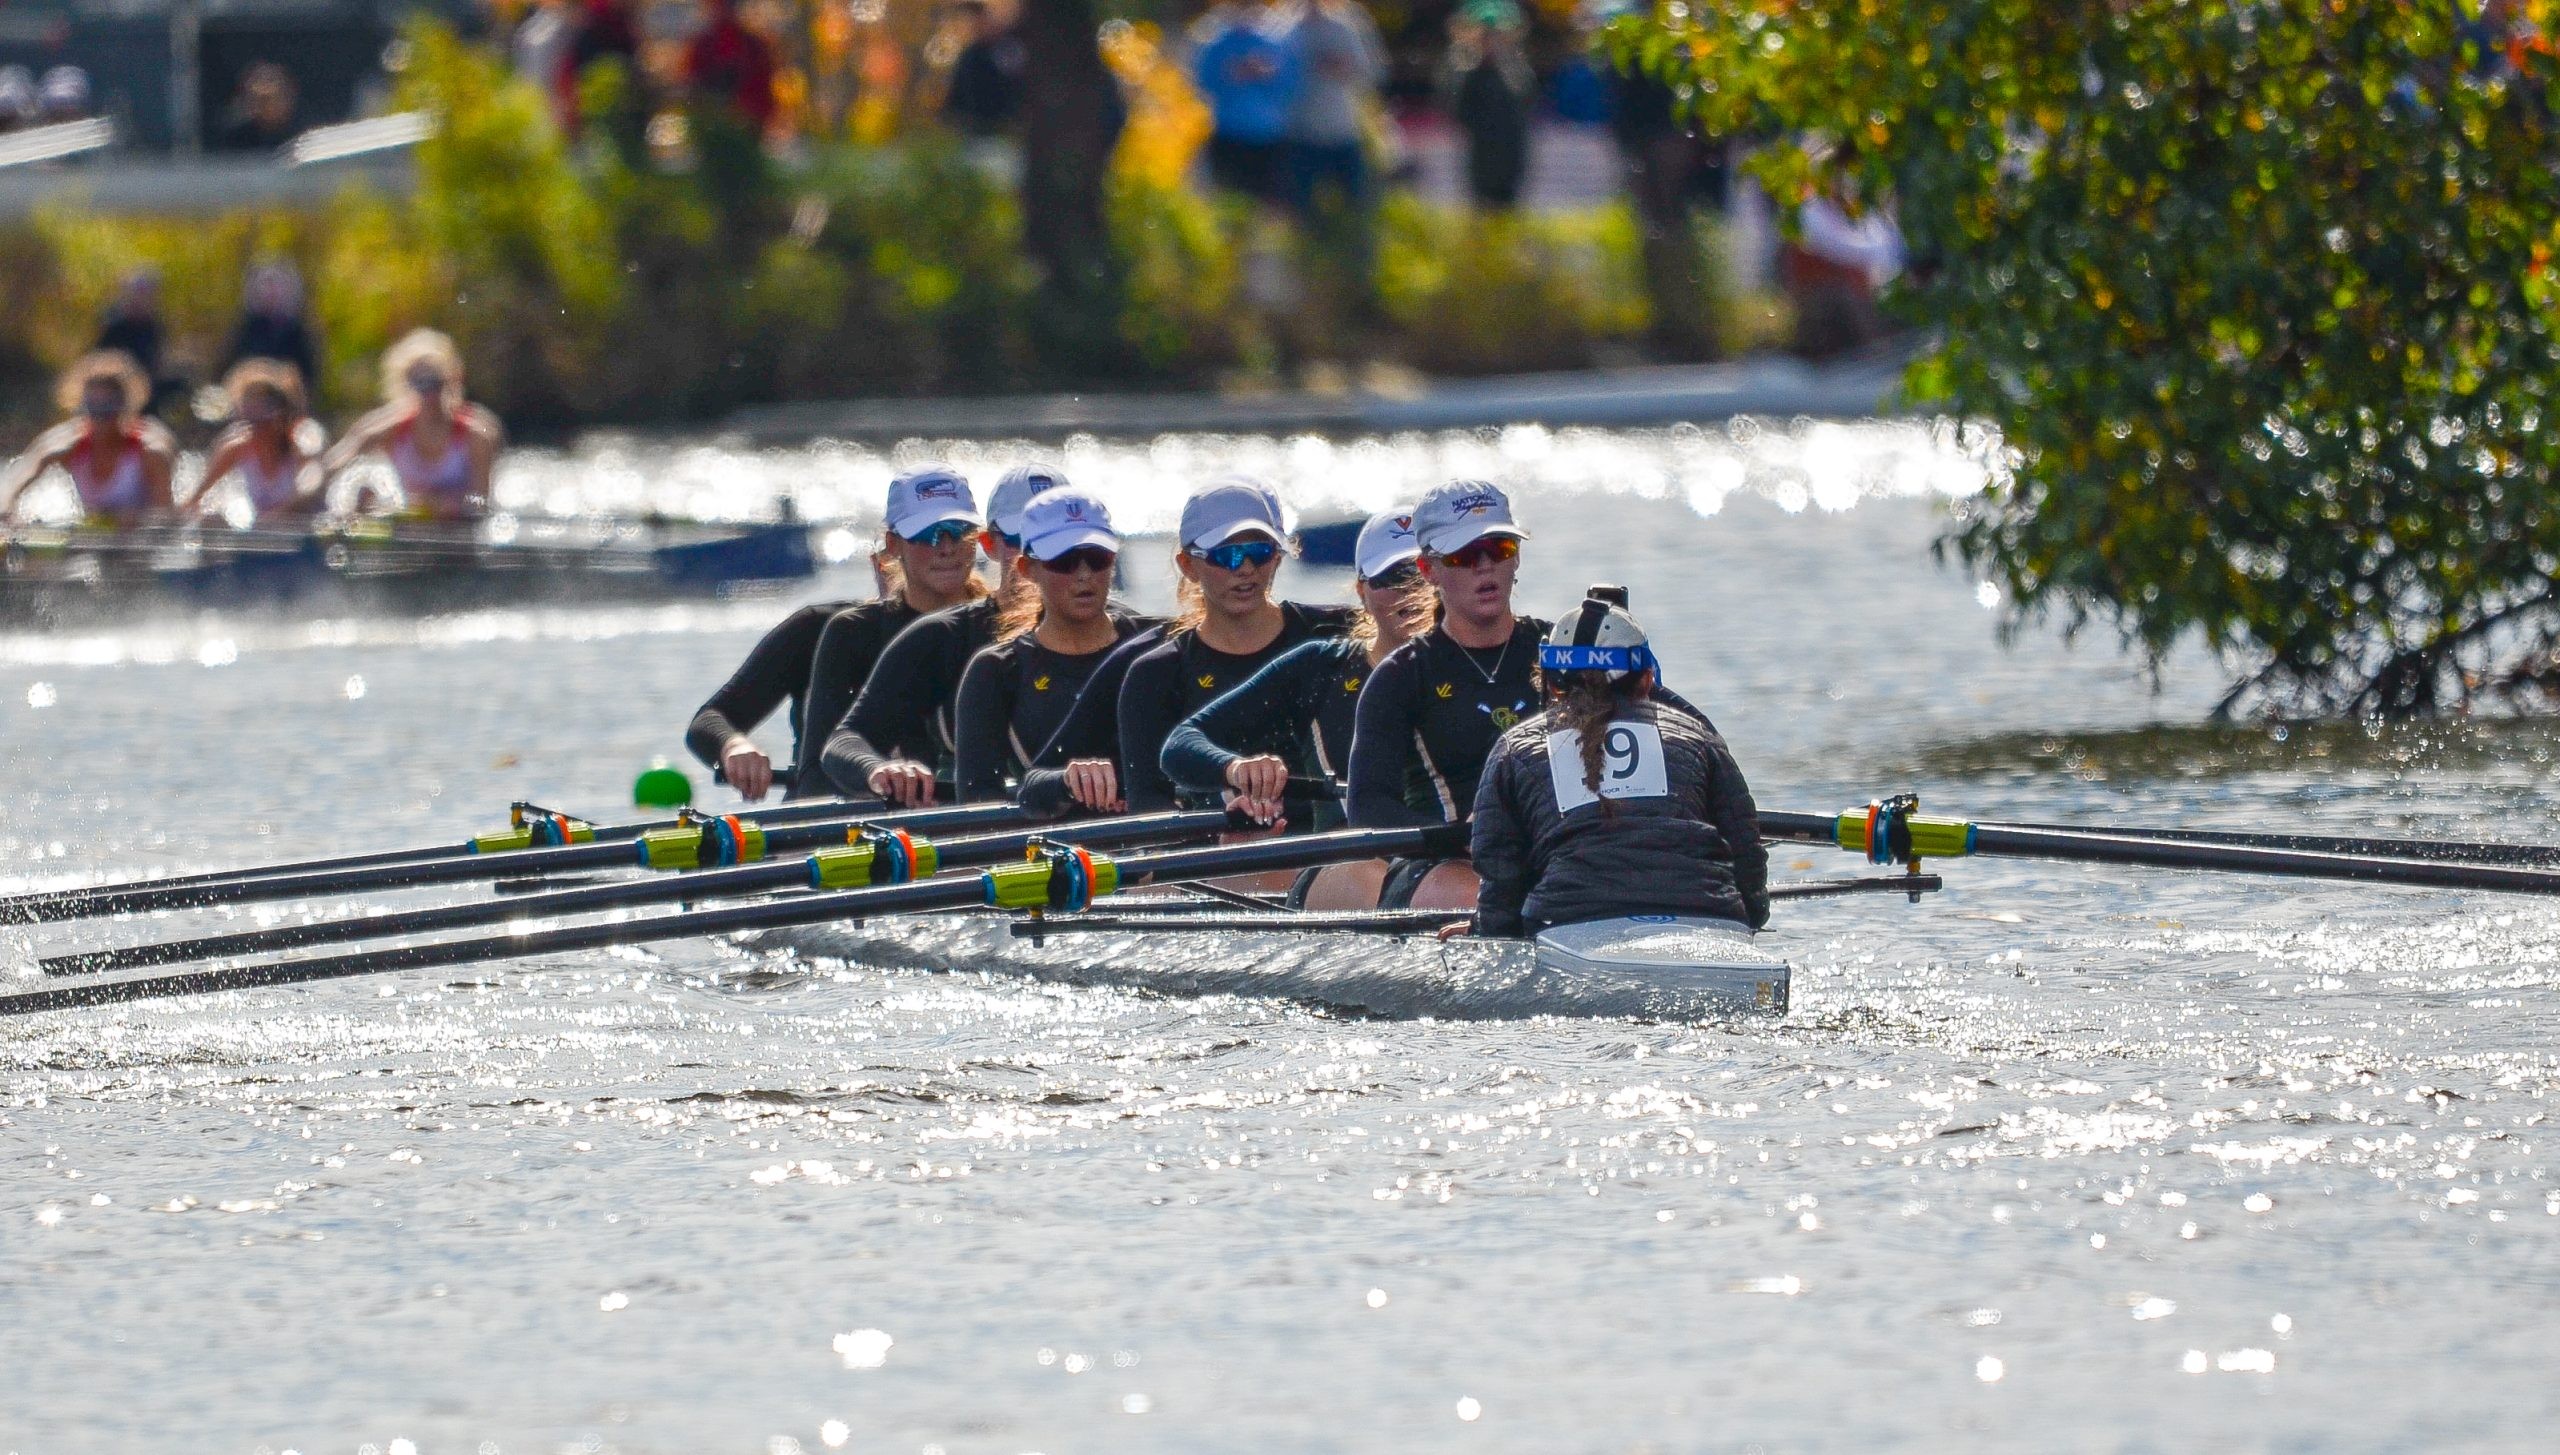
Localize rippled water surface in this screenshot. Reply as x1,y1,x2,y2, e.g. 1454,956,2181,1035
5,421,2557,1453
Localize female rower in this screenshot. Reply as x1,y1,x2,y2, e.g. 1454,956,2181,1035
0,351,177,528
952,488,1149,807
1344,478,1543,910
687,465,987,802
1114,476,1358,813
193,360,324,524
1464,597,1769,936
316,329,502,521
1160,508,1431,905
797,463,1060,801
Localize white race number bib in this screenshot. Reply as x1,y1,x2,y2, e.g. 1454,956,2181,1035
1548,723,1669,813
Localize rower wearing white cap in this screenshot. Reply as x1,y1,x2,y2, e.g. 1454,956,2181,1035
952,489,1153,807
794,463,1058,803
1114,476,1360,813
687,464,988,801
1156,506,1433,905
1462,593,1769,937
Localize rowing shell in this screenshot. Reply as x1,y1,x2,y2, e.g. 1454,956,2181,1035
760,911,1790,1021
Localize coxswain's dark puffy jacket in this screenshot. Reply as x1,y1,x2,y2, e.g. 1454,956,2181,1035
1467,701,1769,937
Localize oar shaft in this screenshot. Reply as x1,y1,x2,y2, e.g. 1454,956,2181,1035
44,810,1230,975
1990,819,2560,868
0,795,884,921
3,825,1452,1017
11,802,1029,923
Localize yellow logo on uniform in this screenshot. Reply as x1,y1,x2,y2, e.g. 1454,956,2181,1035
1344,677,1362,693
1489,705,1521,730
1197,673,1217,690
1032,675,1051,692
1434,682,1454,699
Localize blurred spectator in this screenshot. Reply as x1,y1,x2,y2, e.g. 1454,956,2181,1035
0,66,35,134
1784,177,1904,357
1611,58,1726,356
571,0,642,104
685,0,779,136
37,65,89,123
941,0,1024,138
513,0,580,127
1189,0,1302,206
94,268,183,415
1445,0,1532,211
224,260,321,395
1285,0,1385,216
217,62,300,151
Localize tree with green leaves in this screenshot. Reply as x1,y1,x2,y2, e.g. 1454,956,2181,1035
1619,0,2560,716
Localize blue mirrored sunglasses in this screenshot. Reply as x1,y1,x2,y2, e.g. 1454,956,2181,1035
900,519,978,548
1190,538,1282,572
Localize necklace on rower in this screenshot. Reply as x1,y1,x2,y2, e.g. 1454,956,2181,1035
1455,631,1512,687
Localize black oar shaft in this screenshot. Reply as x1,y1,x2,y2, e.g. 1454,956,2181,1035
0,796,882,921
1992,819,2560,868
13,802,1029,923
2,826,1452,1017
44,811,1229,975
1761,809,2560,895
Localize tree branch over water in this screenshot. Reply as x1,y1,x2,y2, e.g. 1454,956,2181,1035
1619,0,2560,717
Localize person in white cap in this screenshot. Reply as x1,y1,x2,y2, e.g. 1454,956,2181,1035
981,462,1066,561
1157,506,1433,902
1112,475,1361,814
1459,590,1768,937
687,464,986,802
952,489,1154,806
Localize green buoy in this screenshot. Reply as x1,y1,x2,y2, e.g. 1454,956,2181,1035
632,759,693,809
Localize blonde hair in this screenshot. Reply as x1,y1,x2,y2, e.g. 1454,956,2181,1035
380,328,465,403
876,536,994,609
992,556,1048,643
55,350,148,418
223,357,306,418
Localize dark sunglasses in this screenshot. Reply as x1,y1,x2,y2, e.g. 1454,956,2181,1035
1363,562,1424,591
1036,545,1118,575
1431,536,1520,570
986,528,1024,552
901,519,978,548
1189,538,1282,572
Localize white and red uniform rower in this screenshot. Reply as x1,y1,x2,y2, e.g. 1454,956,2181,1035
0,351,177,529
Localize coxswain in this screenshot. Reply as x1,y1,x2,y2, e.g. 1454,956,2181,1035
192,360,324,524
1160,507,1431,905
1462,595,1769,937
796,463,1059,800
686,465,987,802
952,488,1150,808
0,351,177,528
1114,476,1358,813
316,329,502,522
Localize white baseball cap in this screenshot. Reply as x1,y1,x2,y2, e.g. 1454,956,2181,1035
883,465,983,541
1178,476,1291,551
987,464,1067,540
1354,507,1422,580
1412,479,1527,557
1017,487,1121,561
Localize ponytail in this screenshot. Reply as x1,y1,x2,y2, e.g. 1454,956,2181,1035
1551,669,1648,808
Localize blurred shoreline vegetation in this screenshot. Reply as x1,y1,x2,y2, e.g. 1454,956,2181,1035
1617,0,2560,718
0,15,1770,439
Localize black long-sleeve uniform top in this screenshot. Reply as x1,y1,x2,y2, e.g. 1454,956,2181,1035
1347,617,1718,829
1346,617,1551,828
684,599,856,797
795,596,924,795
952,615,1147,803
1159,636,1372,794
1011,624,1166,817
1468,700,1769,936
1116,602,1359,812
821,594,1001,797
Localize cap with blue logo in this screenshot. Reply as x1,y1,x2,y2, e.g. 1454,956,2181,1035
1354,507,1422,581
884,465,984,541
1179,476,1292,552
987,464,1067,541
1017,487,1121,561
1539,593,1655,682
1412,479,1527,557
